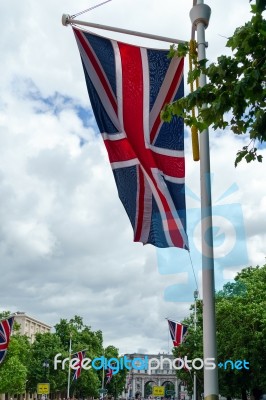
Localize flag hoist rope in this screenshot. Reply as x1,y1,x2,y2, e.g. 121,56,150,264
71,0,112,19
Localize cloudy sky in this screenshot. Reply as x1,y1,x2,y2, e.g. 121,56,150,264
0,0,265,355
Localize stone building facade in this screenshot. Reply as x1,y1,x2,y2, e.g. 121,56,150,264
121,353,188,400
14,311,51,343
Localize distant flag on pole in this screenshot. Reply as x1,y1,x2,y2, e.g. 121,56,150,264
72,350,86,380
0,316,15,365
167,319,188,347
73,27,188,250
106,366,113,384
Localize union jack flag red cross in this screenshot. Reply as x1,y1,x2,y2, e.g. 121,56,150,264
73,27,188,249
106,366,113,384
0,316,15,364
72,350,86,380
167,319,188,347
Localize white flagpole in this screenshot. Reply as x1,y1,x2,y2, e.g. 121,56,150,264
189,2,219,400
62,14,186,45
101,349,105,400
101,365,105,398
67,334,72,398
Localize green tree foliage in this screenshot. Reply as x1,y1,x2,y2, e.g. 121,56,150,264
26,332,66,394
54,315,103,356
0,334,30,394
172,301,204,398
54,315,103,397
172,265,266,400
0,313,124,398
70,365,100,399
103,345,127,400
162,1,266,165
216,266,266,399
0,311,12,320
144,383,153,398
0,356,27,393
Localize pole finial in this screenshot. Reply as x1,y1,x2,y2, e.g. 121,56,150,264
62,14,71,26
190,4,211,29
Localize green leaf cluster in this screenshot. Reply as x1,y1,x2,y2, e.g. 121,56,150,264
0,335,30,394
162,1,266,165
0,314,126,398
172,265,266,400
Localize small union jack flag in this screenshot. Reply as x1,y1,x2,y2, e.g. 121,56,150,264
73,27,188,249
167,319,188,347
106,367,113,384
72,350,86,380
0,316,15,364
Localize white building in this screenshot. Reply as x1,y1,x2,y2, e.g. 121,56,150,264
14,311,52,343
121,353,188,400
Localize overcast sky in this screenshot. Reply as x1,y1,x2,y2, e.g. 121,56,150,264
0,0,265,356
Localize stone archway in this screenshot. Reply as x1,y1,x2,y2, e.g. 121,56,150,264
144,380,157,398
162,380,176,398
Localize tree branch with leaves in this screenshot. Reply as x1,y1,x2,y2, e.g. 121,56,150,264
162,0,266,166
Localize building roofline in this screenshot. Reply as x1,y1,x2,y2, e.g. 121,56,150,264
14,312,52,329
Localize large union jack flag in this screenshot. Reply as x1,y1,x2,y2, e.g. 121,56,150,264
0,316,15,364
72,350,86,380
73,27,188,249
167,319,188,347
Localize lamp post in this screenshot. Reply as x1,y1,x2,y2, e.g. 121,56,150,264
42,360,49,400
43,360,49,382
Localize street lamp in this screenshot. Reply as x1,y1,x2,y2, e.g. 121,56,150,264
43,360,49,381
42,360,49,400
